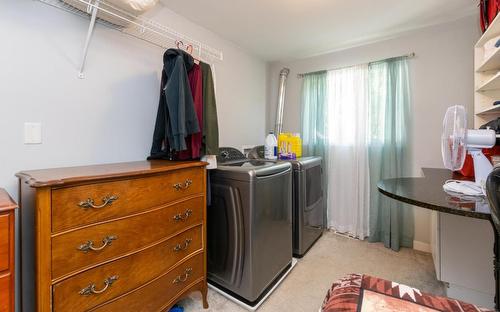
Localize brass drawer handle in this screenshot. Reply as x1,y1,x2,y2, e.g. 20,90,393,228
172,268,192,284
77,235,117,253
173,179,193,191
79,275,119,296
78,195,118,209
173,209,193,222
173,238,192,252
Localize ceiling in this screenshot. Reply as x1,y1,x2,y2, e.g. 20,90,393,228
160,0,477,61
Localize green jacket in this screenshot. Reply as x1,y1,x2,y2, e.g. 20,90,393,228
201,62,219,156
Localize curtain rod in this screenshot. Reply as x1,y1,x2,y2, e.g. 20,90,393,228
297,52,415,78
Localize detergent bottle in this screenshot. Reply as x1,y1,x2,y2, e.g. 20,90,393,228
291,133,302,158
264,130,278,160
278,133,289,159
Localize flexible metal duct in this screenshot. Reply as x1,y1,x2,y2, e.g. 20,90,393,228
274,68,290,136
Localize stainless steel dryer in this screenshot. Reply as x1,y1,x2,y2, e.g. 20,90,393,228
288,157,325,257
207,148,293,307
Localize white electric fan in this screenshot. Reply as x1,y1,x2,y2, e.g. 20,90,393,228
441,105,496,195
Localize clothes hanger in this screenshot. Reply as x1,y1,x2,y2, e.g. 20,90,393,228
175,40,200,64
175,40,184,50
186,44,200,65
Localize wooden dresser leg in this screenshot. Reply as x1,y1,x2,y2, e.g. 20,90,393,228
201,282,209,309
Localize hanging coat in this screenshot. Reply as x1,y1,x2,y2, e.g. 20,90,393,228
200,62,219,156
150,49,200,159
178,63,203,160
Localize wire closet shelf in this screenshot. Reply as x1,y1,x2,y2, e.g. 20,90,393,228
39,0,224,78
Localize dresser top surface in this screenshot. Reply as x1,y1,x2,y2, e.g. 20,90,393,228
16,160,207,188
0,188,17,211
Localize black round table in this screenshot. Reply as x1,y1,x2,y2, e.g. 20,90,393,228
377,168,497,310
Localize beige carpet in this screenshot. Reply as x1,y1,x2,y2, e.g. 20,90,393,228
178,231,445,312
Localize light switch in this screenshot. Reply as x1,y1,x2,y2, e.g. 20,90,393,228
24,122,42,144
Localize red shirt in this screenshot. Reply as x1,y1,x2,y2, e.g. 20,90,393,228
178,63,203,159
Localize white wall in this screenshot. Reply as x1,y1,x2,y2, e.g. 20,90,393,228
267,15,481,247
0,0,267,199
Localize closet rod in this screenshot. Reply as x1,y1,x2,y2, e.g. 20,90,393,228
70,0,222,59
297,52,415,78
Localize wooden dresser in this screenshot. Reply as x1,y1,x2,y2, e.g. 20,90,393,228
16,160,208,312
0,188,16,312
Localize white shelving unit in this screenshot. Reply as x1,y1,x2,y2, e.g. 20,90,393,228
475,14,500,127
477,72,500,91
477,48,500,72
38,0,223,78
477,104,500,115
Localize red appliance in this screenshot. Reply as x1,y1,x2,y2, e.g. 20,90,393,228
480,0,500,32
458,146,500,177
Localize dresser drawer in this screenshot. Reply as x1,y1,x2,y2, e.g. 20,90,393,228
53,227,204,312
52,197,204,279
52,167,204,232
91,253,204,312
0,214,10,272
0,274,11,312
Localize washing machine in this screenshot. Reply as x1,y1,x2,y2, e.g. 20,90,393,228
248,147,325,257
207,147,293,308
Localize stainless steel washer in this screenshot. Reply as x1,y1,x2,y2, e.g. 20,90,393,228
247,147,325,257
207,148,293,307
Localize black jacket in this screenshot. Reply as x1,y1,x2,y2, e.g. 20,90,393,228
150,49,200,158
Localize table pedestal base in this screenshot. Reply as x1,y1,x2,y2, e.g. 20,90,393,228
490,219,499,311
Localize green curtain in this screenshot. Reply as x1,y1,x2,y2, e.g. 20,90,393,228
367,57,414,251
301,71,328,224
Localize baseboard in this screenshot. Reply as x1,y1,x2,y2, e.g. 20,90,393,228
413,240,431,253
329,229,359,240
329,229,431,253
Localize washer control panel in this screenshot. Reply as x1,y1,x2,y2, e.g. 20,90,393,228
218,147,246,163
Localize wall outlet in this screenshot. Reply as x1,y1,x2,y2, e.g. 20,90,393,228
24,122,42,144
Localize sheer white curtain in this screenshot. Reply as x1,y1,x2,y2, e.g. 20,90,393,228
326,64,370,239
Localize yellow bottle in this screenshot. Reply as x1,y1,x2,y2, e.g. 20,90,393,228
277,133,302,159
278,133,288,158
291,134,302,158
